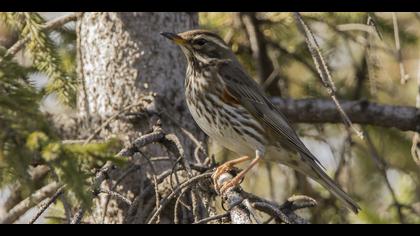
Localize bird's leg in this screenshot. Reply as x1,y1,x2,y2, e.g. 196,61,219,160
217,150,263,194
212,155,251,190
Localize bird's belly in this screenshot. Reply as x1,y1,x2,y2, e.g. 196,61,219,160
186,97,262,157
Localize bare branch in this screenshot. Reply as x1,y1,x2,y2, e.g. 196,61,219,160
70,208,84,224
85,100,145,144
336,23,377,34
193,212,229,224
98,189,132,206
272,97,420,132
0,182,61,224
411,57,420,166
29,186,65,224
147,172,213,224
216,172,315,224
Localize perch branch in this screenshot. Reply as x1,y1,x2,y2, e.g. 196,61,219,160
216,172,315,224
114,124,319,224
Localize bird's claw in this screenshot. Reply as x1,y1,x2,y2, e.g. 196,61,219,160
218,176,242,194
211,163,233,191
212,164,243,195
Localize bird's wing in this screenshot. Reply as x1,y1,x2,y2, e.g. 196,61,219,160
217,60,325,169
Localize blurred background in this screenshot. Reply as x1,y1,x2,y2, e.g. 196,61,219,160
1,12,419,223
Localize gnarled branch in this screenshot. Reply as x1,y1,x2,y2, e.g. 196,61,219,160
216,172,316,224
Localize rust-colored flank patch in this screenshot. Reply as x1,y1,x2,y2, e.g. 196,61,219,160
221,88,240,106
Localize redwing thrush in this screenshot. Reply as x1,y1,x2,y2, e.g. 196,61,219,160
162,30,360,213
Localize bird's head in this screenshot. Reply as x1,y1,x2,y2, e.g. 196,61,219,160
161,29,235,64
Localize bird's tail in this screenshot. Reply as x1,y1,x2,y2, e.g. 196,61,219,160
298,154,361,214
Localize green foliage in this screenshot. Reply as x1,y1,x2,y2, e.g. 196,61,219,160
0,49,48,189
35,137,125,209
0,12,76,106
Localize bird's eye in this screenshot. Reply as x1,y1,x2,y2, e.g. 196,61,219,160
194,38,207,46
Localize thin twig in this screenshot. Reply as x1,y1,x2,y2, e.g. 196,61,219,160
334,134,352,182
392,12,410,84
161,133,192,177
123,165,146,224
193,212,230,224
98,189,132,206
365,15,380,96
174,187,192,224
147,172,213,224
70,208,84,224
411,56,420,167
363,129,406,223
0,182,61,224
271,97,420,133
85,100,145,144
293,12,364,139
181,128,207,164
137,152,161,223
217,172,315,224
29,186,65,224
190,188,202,223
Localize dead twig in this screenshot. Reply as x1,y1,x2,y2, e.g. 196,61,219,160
147,172,213,224
411,57,420,167
98,189,132,206
293,12,364,139
85,100,145,144
193,212,230,224
70,208,85,224
29,186,65,224
392,12,410,84
0,182,61,224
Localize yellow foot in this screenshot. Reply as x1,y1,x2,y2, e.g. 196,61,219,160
218,175,243,194
211,156,251,194
211,162,234,191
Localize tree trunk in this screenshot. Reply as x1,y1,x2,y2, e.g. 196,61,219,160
76,12,204,223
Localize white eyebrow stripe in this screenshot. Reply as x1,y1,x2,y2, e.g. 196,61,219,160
197,35,229,49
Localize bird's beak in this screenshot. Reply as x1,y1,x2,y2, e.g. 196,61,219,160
160,32,187,45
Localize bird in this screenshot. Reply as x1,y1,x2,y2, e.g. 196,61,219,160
161,29,360,213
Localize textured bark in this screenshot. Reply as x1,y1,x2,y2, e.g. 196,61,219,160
76,12,202,223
